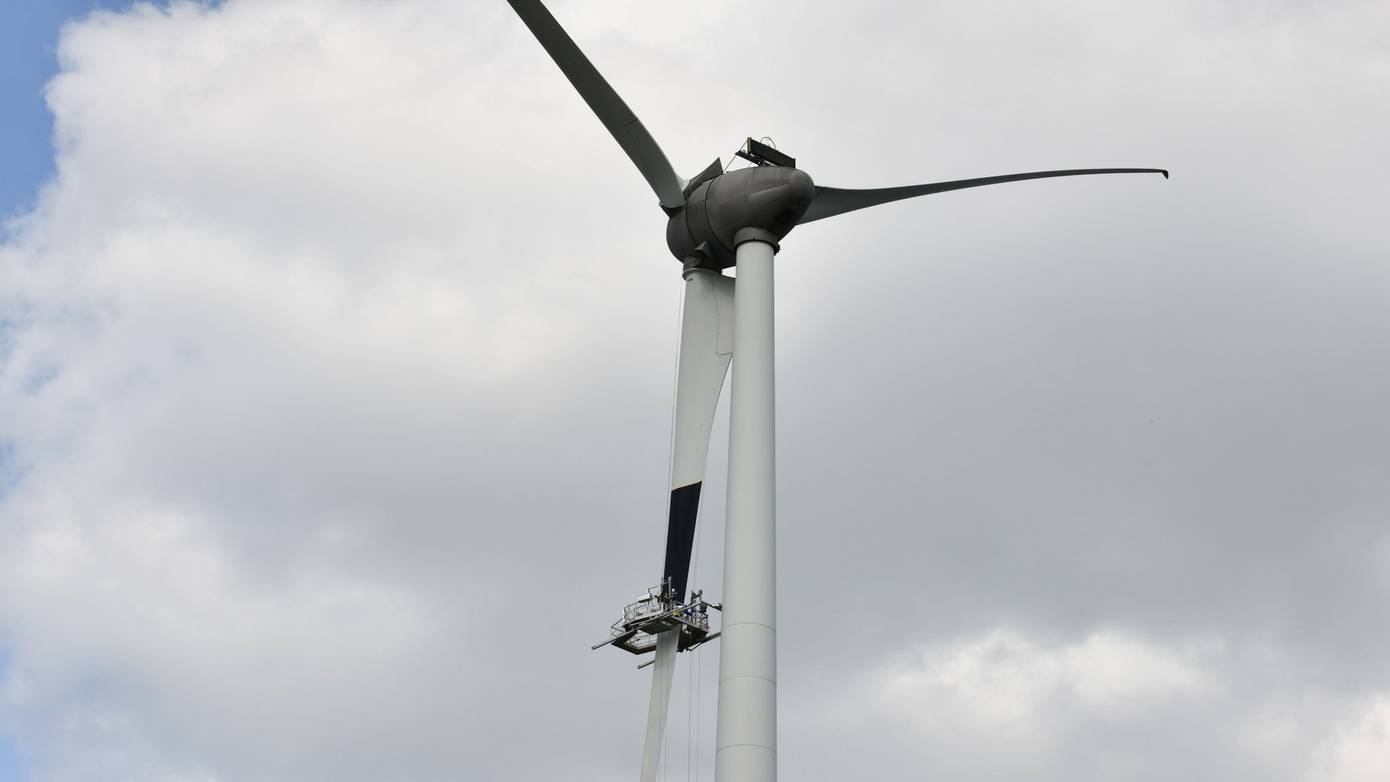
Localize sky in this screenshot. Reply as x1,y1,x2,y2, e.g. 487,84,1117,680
0,1,132,224
0,0,1388,780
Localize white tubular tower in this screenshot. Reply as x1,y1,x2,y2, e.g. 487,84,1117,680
716,234,779,782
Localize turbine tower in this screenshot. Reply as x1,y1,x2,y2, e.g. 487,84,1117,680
504,2,1167,780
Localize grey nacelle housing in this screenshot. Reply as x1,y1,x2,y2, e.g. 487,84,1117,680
666,166,815,269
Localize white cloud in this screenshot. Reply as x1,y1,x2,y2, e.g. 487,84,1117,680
0,497,438,777
793,630,1390,782
815,628,1215,752
0,2,646,778
1,0,1388,780
1306,696,1390,782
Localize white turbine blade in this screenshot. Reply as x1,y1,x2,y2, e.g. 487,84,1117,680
663,268,734,602
798,167,1169,224
639,629,681,782
634,265,732,782
506,0,686,208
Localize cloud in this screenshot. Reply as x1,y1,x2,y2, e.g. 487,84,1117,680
798,629,1216,775
792,629,1386,782
1308,696,1390,782
874,629,1213,723
0,2,661,778
0,0,1388,780
0,499,437,779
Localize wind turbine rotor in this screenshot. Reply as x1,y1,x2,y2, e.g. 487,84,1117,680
500,2,1170,781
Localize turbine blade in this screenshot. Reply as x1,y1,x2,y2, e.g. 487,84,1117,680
634,271,732,781
663,269,734,603
506,0,686,208
798,167,1169,224
638,630,680,782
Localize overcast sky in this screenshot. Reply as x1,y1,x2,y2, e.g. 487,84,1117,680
1,1,1388,780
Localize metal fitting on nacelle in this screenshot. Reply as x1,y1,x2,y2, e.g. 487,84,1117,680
666,166,815,269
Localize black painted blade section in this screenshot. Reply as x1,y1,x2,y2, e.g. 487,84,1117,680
799,167,1169,224
662,482,703,602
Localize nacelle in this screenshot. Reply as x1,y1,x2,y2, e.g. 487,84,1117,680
666,166,815,269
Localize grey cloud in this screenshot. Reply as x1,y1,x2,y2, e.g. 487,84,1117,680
1,0,1388,780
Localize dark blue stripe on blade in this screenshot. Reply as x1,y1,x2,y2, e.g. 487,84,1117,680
663,482,703,602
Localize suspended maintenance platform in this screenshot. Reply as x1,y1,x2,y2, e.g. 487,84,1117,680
591,582,720,663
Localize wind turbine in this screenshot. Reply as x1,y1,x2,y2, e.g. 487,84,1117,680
504,2,1167,780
